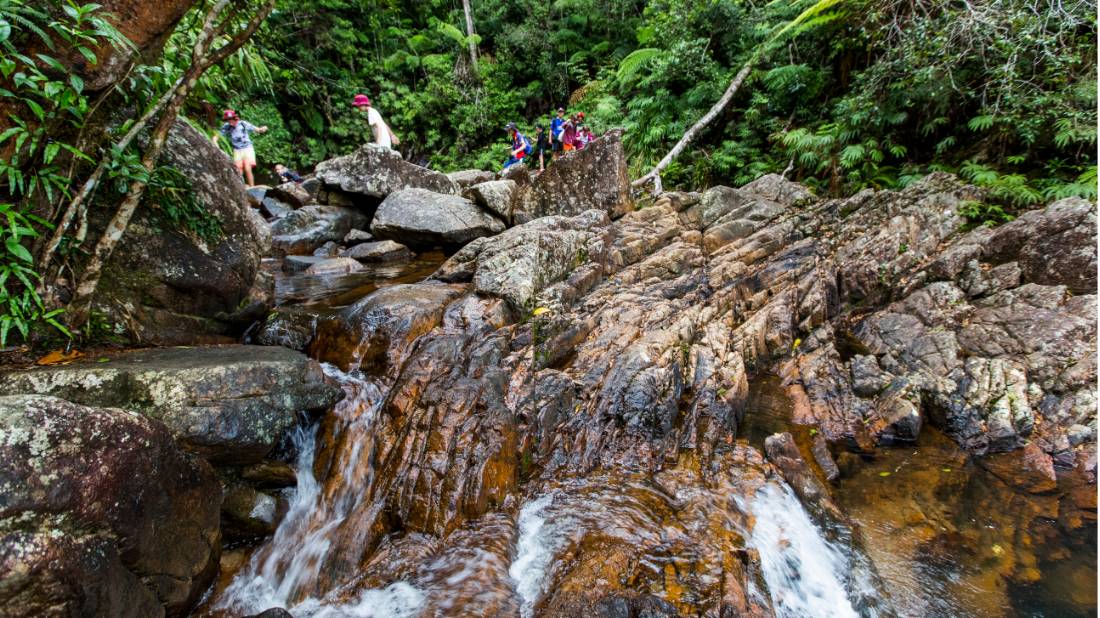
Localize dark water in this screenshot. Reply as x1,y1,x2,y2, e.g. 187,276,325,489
268,251,446,308
741,376,1098,618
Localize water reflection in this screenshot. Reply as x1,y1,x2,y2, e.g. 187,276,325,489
269,251,446,308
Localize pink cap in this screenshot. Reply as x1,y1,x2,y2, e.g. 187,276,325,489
223,109,238,120
352,94,371,107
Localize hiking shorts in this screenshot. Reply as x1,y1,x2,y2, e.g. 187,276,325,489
233,146,256,170
551,138,562,152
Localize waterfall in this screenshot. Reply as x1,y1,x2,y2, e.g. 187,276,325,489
216,365,425,617
746,482,862,618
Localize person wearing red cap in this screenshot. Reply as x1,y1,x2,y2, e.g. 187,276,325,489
214,109,268,187
352,94,399,149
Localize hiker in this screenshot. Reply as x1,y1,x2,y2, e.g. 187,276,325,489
214,109,268,187
582,125,596,146
274,164,302,183
550,107,566,160
503,122,531,170
352,94,399,149
533,125,551,172
561,114,578,152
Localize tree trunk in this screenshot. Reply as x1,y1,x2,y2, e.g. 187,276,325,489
632,61,753,193
65,0,275,332
462,0,479,74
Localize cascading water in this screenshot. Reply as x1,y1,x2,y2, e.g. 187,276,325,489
744,483,862,618
216,365,426,617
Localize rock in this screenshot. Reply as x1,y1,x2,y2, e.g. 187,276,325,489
979,442,1058,493
252,309,317,351
271,205,369,256
341,239,413,263
260,196,294,220
312,283,467,372
500,162,532,187
304,257,365,276
94,120,271,345
343,229,374,245
221,483,279,541
283,255,328,274
371,188,505,248
432,210,609,311
267,181,312,208
690,185,787,253
447,169,497,189
245,609,294,618
301,176,322,198
315,144,458,199
0,345,342,465
0,395,221,615
739,173,815,206
247,185,269,208
312,240,341,257
463,179,516,223
764,432,845,524
241,460,297,488
516,130,633,221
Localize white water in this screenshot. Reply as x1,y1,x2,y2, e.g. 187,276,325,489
216,365,425,617
747,483,861,618
507,494,556,617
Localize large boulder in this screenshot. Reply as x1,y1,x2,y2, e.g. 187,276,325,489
0,394,221,615
433,210,610,311
270,205,369,256
315,144,458,199
94,120,271,345
515,129,633,221
371,188,505,247
463,179,516,223
0,345,342,465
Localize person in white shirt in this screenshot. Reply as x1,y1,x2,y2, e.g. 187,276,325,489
352,93,399,149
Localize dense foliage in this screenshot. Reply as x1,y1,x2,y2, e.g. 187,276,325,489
206,0,1095,199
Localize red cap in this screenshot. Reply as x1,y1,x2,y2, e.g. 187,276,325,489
223,109,238,120
577,112,585,119
352,94,371,107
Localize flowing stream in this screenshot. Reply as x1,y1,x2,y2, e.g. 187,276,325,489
203,262,1095,618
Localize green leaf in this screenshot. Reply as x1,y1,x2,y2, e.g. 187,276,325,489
69,74,83,93
5,239,32,263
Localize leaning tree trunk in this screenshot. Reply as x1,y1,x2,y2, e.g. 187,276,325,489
462,0,479,75
632,61,753,194
65,0,275,332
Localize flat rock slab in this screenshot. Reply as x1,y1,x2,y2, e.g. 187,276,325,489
371,188,505,247
0,345,342,465
271,205,368,256
341,239,413,263
315,144,458,198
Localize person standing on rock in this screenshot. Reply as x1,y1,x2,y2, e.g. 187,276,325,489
561,114,578,152
503,122,532,170
533,125,551,172
214,109,268,187
352,94,399,149
550,107,566,160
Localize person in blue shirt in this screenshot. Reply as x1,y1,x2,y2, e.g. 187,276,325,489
503,122,531,170
213,109,268,187
550,107,565,161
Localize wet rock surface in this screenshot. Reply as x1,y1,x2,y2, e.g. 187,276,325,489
95,120,271,345
0,395,220,616
0,345,341,465
206,172,1096,618
341,239,413,263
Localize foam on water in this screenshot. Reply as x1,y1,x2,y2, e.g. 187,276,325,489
507,493,556,617
748,482,860,618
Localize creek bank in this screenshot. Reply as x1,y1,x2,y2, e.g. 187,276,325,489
211,168,1095,617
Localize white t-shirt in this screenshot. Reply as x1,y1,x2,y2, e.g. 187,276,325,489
366,106,392,149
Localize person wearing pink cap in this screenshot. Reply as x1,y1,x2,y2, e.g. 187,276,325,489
214,109,268,187
352,94,398,149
